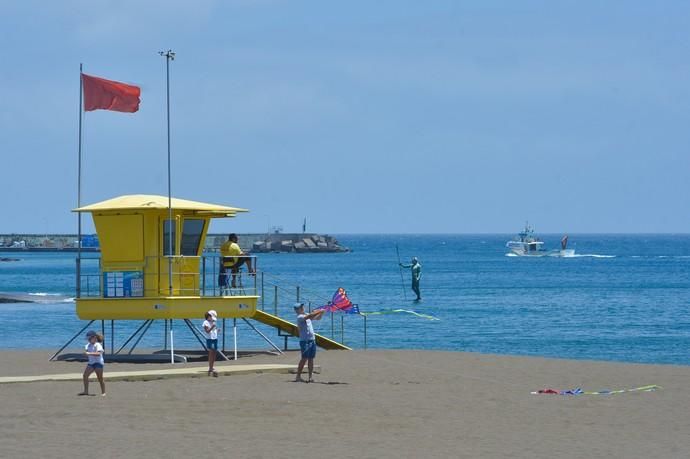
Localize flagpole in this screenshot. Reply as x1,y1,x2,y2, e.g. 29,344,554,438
76,63,83,300
159,50,175,297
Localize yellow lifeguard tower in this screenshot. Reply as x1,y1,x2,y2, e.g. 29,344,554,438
50,194,348,362
73,194,256,320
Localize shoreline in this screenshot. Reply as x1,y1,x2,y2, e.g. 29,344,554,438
2,346,690,367
1,349,688,458
3,346,690,369
1,341,690,369
0,293,73,304
0,297,32,303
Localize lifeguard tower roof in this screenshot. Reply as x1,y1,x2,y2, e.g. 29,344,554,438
73,194,248,216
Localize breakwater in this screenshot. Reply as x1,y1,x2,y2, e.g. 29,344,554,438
0,233,349,254
207,233,349,253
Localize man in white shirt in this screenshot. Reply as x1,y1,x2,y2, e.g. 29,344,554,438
294,303,325,383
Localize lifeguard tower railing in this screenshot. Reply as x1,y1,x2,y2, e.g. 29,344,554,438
77,254,258,298
255,271,368,349
76,255,368,349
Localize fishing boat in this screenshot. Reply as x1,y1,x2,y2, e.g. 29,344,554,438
506,223,546,256
506,224,575,257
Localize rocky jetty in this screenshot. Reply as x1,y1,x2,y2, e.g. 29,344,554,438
1,233,350,254
253,233,348,253
205,233,349,253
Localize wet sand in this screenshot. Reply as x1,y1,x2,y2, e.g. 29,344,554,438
1,349,689,458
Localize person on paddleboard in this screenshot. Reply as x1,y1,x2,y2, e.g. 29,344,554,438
399,257,422,301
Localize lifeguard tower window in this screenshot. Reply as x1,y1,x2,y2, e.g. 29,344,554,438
181,219,205,256
163,219,175,256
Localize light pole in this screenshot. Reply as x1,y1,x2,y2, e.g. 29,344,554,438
159,49,175,296
159,49,175,364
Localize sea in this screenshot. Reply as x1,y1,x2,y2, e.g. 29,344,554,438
1,234,689,366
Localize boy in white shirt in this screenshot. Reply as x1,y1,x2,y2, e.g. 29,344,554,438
203,310,220,376
79,330,106,396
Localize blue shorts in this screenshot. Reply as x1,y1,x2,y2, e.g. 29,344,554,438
87,363,104,370
206,339,218,350
299,340,316,359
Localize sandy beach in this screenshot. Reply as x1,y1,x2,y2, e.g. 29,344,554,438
0,349,688,458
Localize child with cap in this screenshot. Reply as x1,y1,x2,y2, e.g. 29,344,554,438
294,303,325,383
203,310,221,376
78,330,106,396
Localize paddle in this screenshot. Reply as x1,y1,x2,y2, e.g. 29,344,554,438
395,244,407,300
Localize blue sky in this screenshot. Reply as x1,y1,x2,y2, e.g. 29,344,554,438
1,1,689,234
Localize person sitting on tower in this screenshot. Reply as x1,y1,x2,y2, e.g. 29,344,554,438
220,233,255,289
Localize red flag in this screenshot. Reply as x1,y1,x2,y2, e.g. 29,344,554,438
82,73,141,113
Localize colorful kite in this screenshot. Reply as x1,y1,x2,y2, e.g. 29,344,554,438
318,288,360,314
316,287,439,321
531,384,661,396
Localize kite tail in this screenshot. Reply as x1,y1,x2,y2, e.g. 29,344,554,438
360,309,440,321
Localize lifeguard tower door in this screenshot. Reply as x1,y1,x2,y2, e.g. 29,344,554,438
158,215,205,296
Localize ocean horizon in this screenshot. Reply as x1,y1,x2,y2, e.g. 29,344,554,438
1,233,689,365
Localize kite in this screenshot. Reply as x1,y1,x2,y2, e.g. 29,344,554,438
317,288,360,314
531,384,661,396
316,288,439,321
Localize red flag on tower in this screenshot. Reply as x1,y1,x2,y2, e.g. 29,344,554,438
81,73,141,113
